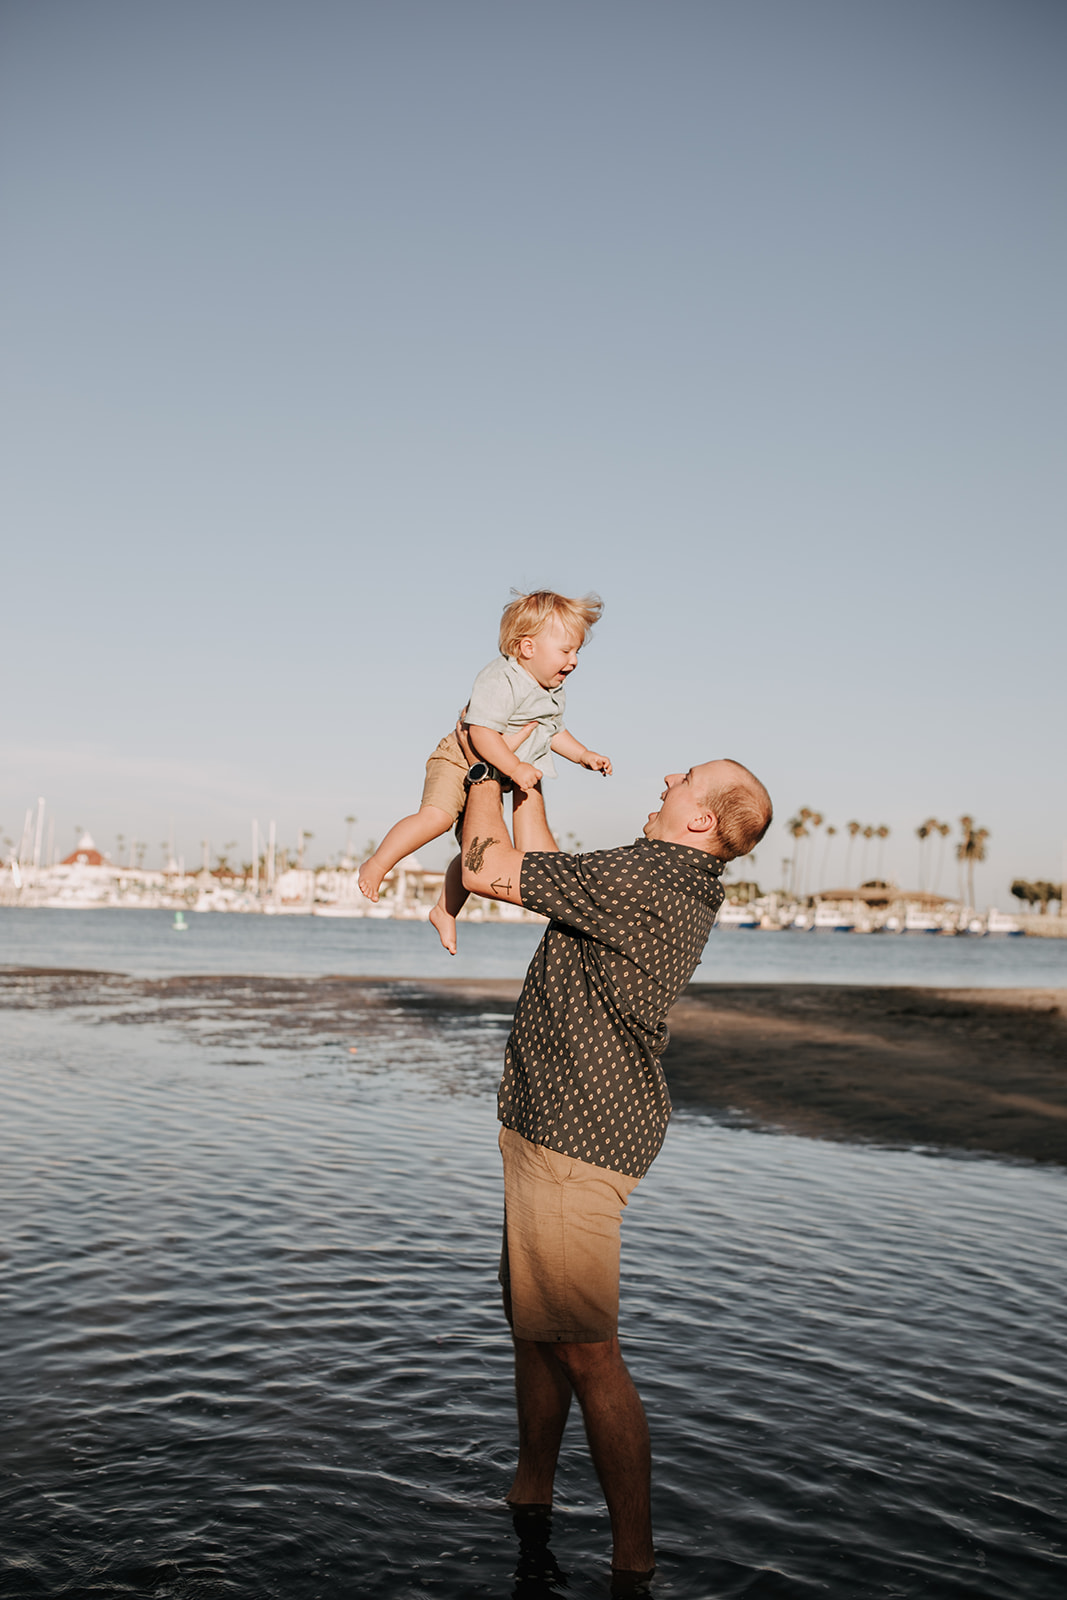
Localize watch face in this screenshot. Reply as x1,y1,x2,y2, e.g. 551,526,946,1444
468,762,490,782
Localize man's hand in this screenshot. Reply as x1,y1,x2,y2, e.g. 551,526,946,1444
455,715,538,770
455,715,478,766
503,720,539,754
580,750,613,776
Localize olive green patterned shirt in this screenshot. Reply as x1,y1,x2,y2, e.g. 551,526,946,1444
500,839,725,1179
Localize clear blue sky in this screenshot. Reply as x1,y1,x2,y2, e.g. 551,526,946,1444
2,0,1064,904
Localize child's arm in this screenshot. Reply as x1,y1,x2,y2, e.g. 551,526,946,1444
550,728,613,776
468,724,543,791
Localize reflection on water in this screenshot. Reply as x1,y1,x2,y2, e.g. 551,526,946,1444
3,905,1067,986
2,989,1065,1598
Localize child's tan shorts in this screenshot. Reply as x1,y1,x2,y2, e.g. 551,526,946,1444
419,731,468,825
497,1127,639,1344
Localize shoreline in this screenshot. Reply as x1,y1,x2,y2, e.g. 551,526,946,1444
3,967,1065,1167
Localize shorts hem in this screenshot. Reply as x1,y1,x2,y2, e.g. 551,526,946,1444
510,1322,617,1345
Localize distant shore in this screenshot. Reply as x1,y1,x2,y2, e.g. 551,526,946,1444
3,968,1065,1167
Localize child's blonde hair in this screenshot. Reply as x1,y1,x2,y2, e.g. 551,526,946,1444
499,590,603,657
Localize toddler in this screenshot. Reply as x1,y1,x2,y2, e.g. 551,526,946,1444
358,590,612,952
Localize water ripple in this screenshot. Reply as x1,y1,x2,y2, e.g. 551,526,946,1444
2,1001,1065,1598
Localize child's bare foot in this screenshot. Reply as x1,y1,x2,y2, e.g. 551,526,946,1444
358,857,385,901
429,902,458,955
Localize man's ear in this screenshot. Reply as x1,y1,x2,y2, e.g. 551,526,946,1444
687,807,717,840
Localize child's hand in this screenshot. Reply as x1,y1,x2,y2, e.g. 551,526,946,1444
581,750,613,777
510,761,543,791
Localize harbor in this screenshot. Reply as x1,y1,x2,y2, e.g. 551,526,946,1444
0,824,1043,935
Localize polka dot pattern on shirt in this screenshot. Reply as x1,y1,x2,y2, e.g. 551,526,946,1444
499,839,725,1179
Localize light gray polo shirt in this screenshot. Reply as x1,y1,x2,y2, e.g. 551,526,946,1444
467,655,566,777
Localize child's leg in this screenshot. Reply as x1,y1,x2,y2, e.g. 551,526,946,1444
511,783,559,854
359,806,453,901
429,854,468,955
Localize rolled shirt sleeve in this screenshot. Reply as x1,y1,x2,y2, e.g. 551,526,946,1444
501,840,725,1177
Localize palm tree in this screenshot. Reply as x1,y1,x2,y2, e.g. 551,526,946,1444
1010,879,1038,914
1033,880,1058,916
915,817,941,891
843,821,862,885
875,825,890,880
805,812,824,897
859,825,875,882
785,813,810,897
819,824,837,890
929,820,951,894
956,816,990,910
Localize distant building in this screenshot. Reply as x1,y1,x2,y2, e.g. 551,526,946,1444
61,831,109,868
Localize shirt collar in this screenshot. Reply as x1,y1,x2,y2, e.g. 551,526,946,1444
633,836,724,877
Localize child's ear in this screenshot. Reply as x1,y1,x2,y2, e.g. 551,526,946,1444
517,636,535,659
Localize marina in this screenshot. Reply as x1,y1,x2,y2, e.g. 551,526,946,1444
0,827,1041,937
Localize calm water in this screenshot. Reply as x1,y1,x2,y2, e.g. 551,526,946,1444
3,906,1067,986
2,916,1065,1598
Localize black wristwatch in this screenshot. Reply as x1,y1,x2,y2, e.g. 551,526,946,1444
465,761,496,785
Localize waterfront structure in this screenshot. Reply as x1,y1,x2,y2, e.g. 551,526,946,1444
0,849,546,925
0,811,1028,934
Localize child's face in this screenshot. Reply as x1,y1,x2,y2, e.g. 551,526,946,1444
518,615,583,689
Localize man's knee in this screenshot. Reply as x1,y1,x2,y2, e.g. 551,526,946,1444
549,1335,622,1381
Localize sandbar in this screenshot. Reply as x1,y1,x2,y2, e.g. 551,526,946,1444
2,968,1065,1166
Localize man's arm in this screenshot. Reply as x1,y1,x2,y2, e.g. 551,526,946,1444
460,777,526,906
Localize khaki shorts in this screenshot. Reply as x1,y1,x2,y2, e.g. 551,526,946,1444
498,1127,639,1344
420,731,468,825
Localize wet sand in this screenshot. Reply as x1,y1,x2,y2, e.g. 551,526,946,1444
3,967,1066,1166
392,976,1067,1165
666,983,1067,1165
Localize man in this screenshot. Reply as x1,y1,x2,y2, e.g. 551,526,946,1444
456,736,773,1589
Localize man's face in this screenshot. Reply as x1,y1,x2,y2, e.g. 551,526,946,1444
643,760,734,844
519,616,582,689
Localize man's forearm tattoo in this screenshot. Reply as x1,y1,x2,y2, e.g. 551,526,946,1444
490,877,512,896
464,835,496,873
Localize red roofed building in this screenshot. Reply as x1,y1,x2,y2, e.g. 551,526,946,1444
61,831,109,868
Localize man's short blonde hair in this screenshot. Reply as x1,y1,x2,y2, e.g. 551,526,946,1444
499,590,603,658
702,761,773,860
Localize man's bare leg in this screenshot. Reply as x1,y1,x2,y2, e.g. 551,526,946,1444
507,1335,574,1505
552,1337,654,1575
358,806,452,901
429,854,467,954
